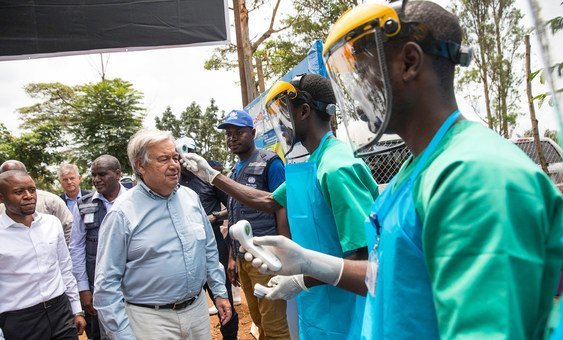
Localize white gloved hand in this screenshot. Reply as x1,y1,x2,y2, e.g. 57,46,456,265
180,153,220,183
241,235,344,286
264,275,308,300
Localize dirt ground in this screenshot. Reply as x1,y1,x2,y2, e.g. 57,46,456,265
209,289,255,340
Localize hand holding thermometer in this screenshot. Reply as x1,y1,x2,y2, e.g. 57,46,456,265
253,283,273,298
229,220,283,272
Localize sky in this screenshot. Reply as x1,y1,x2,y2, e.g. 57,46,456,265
0,44,243,135
0,0,561,138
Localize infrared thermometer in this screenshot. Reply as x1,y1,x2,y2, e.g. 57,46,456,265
229,220,282,271
253,283,273,298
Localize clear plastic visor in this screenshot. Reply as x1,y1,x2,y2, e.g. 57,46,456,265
325,29,392,157
265,94,297,155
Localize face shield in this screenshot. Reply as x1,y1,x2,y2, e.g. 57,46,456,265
264,79,300,157
325,29,392,157
323,3,400,157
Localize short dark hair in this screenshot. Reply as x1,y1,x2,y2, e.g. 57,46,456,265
92,154,121,171
387,1,462,96
0,170,31,195
291,74,336,120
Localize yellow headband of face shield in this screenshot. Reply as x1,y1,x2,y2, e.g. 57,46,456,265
265,80,298,115
323,3,401,59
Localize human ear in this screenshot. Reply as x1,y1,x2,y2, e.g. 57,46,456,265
401,42,423,82
135,159,145,176
300,102,312,121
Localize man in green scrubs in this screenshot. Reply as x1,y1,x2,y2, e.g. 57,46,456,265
182,74,378,338
238,1,563,339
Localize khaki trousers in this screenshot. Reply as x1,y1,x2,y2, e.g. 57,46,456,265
238,259,290,339
125,291,211,340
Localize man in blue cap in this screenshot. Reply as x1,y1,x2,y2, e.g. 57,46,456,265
216,110,290,339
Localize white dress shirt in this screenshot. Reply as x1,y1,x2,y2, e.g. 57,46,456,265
0,212,81,314
69,185,127,291
0,190,74,245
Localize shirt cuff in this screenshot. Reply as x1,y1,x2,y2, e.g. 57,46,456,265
77,280,91,292
70,300,82,314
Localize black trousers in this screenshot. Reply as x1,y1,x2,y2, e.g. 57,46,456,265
0,294,77,340
205,222,239,340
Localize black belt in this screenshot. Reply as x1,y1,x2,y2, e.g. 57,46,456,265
127,294,199,311
1,294,65,316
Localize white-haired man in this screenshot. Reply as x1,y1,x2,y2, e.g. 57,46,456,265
94,129,231,339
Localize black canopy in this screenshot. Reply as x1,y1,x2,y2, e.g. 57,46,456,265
0,0,229,60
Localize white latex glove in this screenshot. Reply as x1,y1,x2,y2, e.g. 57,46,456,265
241,235,344,286
180,153,220,183
265,275,308,300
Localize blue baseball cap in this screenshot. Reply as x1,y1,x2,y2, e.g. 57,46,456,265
217,110,254,129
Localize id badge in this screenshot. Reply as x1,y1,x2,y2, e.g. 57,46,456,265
84,213,95,224
365,239,379,297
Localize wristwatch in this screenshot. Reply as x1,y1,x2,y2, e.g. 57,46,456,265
212,211,222,219
75,311,85,317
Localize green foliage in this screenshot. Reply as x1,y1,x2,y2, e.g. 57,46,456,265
11,122,66,190
68,78,145,174
547,15,563,34
155,99,235,168
17,82,76,130
453,0,525,137
0,123,15,165
529,12,562,109
13,78,145,185
544,129,560,144
205,0,356,86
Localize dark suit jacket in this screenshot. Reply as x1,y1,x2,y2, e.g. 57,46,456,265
59,189,92,207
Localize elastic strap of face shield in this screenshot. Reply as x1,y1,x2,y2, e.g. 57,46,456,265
392,21,473,67
290,74,337,121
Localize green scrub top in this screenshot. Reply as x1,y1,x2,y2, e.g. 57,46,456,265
394,120,563,339
273,137,379,254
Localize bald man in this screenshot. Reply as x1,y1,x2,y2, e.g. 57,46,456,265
0,160,74,244
0,170,86,339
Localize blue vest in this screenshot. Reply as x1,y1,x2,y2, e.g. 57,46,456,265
77,193,107,288
228,149,279,257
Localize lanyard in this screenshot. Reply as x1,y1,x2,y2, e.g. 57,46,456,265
372,109,461,236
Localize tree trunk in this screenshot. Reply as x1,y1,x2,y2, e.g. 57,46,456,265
256,56,265,94
525,35,549,174
233,0,249,106
233,0,258,107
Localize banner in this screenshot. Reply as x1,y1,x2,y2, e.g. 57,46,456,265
0,0,229,61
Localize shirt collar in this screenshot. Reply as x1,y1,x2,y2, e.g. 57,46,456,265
65,191,81,201
93,184,128,203
0,212,39,229
138,180,179,200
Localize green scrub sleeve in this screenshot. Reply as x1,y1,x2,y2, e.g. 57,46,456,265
272,182,287,208
318,160,378,254
418,158,563,339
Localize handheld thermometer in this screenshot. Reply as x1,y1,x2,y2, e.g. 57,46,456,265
229,220,282,271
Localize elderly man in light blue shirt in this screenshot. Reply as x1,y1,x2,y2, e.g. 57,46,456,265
93,129,231,340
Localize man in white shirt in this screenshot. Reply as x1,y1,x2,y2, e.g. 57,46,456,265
0,170,86,339
0,160,74,244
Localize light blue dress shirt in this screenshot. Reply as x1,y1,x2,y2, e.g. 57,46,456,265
93,181,227,339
